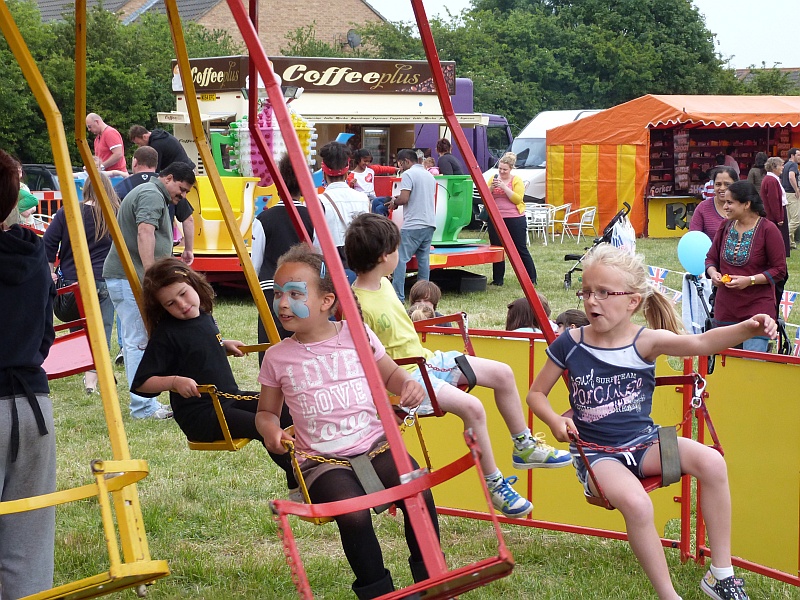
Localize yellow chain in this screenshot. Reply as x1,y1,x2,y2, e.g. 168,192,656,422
292,440,391,466
214,390,259,401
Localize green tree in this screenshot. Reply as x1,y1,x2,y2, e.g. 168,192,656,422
1,0,241,164
740,64,799,96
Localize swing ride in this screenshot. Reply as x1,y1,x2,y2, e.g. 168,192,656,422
2,0,800,596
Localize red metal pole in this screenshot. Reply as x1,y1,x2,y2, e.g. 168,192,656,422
409,0,553,345
225,0,446,576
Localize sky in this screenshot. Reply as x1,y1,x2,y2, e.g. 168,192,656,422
364,0,788,71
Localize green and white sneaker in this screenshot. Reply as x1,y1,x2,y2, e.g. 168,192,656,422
512,432,572,469
488,476,533,518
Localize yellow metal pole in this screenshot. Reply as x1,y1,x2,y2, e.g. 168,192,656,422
164,0,280,344
72,0,156,564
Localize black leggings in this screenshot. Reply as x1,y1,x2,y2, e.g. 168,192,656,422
308,450,439,586
203,392,298,489
488,214,537,285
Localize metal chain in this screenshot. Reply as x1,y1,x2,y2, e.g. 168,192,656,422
214,390,259,401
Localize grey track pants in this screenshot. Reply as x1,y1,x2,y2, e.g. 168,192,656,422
0,394,56,599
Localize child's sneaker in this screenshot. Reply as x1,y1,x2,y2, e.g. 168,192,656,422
512,432,572,469
488,476,533,518
287,487,305,503
700,570,749,600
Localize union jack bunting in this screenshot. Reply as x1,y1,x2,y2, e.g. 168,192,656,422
793,327,800,358
671,291,682,305
648,266,668,291
779,290,797,321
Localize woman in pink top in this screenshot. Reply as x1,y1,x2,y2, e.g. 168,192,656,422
485,152,537,285
689,166,737,239
256,244,439,598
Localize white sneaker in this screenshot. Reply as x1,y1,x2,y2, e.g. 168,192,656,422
288,487,305,503
149,406,173,420
114,350,124,365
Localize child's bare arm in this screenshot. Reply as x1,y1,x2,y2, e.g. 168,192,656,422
137,375,199,398
639,314,777,360
256,385,292,454
222,339,246,357
378,354,424,408
527,359,575,443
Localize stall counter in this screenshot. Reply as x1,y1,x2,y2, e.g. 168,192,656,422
646,195,700,238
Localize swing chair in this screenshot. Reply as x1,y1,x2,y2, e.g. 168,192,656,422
43,282,96,380
272,430,515,600
181,343,270,452
567,373,722,511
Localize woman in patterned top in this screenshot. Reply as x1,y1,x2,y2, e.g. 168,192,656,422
705,180,786,352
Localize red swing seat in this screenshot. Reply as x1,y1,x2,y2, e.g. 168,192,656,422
43,282,95,380
271,431,515,599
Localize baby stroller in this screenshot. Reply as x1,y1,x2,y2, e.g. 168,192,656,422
563,202,631,290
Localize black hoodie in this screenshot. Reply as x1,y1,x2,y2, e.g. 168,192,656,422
148,129,195,172
0,225,55,396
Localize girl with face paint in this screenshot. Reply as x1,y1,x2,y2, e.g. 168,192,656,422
131,257,297,492
256,243,440,599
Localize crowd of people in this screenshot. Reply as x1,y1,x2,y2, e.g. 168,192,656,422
8,117,783,600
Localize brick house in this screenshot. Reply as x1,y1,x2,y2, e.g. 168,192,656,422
32,0,387,54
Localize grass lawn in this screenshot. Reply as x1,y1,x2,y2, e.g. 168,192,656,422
48,234,800,599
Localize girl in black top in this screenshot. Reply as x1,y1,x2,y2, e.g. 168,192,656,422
132,257,295,488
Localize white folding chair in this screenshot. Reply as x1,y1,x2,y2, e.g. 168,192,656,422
477,204,488,239
548,203,571,242
562,206,598,244
525,204,550,246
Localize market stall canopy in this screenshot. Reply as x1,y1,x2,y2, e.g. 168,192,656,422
549,95,800,146
546,94,800,236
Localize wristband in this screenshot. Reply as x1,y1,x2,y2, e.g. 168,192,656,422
749,275,756,286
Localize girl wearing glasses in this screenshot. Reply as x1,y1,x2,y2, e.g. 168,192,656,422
526,243,775,600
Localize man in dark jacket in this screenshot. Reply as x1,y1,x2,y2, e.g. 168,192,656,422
0,148,56,597
129,125,195,172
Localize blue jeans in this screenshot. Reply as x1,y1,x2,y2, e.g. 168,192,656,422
742,336,770,352
106,278,162,418
392,226,435,301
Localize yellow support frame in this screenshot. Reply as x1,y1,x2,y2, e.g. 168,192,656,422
0,2,168,597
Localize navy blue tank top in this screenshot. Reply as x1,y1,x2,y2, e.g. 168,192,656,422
545,327,655,446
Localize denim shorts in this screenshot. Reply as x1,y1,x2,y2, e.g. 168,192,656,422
571,425,660,497
406,350,464,416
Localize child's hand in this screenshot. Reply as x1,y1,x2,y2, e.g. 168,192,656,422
550,415,578,444
264,426,294,455
172,376,199,398
223,339,246,357
398,379,425,409
746,314,778,339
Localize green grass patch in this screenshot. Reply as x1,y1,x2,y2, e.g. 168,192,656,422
48,236,800,598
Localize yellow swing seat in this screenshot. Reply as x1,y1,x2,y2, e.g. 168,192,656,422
186,343,270,452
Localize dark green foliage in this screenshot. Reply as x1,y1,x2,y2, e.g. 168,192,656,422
353,0,784,133
1,0,242,164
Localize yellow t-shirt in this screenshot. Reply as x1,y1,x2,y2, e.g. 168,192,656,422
352,278,434,372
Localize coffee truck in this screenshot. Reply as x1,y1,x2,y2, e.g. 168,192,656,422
161,55,504,283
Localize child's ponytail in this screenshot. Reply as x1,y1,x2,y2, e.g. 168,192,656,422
643,288,684,334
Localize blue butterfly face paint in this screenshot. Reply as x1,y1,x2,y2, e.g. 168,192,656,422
273,281,310,319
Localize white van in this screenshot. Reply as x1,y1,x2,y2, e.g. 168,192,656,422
479,109,601,204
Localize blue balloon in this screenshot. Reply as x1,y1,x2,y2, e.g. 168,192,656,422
677,231,712,276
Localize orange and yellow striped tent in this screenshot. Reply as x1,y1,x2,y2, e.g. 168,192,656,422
547,94,800,235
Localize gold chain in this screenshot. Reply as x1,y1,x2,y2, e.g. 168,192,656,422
292,440,391,466
214,390,259,401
